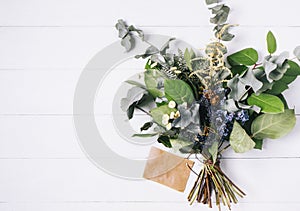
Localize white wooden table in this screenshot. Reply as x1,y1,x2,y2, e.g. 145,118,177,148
0,0,299,210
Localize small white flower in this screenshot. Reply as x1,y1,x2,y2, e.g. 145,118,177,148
162,114,170,125
170,67,177,71
168,100,176,108
150,62,158,68
174,110,180,119
166,123,172,130
174,70,182,74
169,111,175,119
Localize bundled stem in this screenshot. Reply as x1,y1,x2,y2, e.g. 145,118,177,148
188,160,245,210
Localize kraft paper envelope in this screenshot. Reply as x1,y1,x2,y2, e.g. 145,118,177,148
143,146,194,192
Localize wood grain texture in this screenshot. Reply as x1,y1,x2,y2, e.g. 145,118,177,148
0,0,300,210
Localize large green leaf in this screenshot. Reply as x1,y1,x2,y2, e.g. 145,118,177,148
247,93,284,114
251,109,296,139
267,31,277,54
150,105,176,126
164,79,195,104
228,48,259,66
230,121,255,153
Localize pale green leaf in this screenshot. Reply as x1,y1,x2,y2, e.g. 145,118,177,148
184,48,195,70
125,80,146,89
230,121,255,153
240,69,263,93
267,31,277,54
210,5,230,25
132,133,158,137
227,75,247,101
144,69,164,98
121,35,132,52
120,87,146,111
150,105,176,126
251,109,296,139
247,93,284,114
208,142,219,164
164,79,195,104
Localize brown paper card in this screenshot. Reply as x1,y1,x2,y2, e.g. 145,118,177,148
143,146,194,192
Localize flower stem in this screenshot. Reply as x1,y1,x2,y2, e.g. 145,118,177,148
188,160,245,210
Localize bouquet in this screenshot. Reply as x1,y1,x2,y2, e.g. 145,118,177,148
116,0,300,209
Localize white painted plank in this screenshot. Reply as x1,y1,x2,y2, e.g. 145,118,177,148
0,116,83,158
0,115,299,158
0,203,10,211
0,0,299,26
1,26,300,69
0,70,299,114
0,116,300,158
0,158,299,203
12,202,300,211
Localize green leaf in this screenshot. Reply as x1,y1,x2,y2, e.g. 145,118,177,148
164,79,195,104
140,122,153,131
253,138,263,150
228,48,259,66
277,94,289,109
127,103,135,119
121,35,133,52
230,65,247,76
266,60,300,95
214,24,235,41
230,121,256,153
132,133,158,137
144,69,164,98
150,105,176,126
157,135,172,148
208,142,219,164
287,60,300,75
209,4,230,25
160,37,176,55
120,86,146,111
125,80,146,89
184,48,195,71
251,109,296,139
266,81,288,95
227,56,239,67
247,93,284,114
240,69,263,93
227,75,247,101
267,31,277,54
